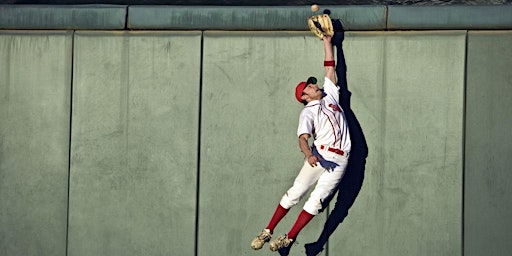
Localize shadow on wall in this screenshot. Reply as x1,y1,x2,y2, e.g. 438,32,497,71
275,18,369,256
308,18,369,256
258,14,369,256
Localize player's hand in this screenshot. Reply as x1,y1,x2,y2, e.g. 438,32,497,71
307,155,320,167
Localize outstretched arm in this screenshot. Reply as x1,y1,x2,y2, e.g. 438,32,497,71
323,36,336,84
299,133,320,167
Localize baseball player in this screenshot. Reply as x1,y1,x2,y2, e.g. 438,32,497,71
251,17,350,254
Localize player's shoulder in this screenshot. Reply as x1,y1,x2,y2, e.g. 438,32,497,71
300,102,318,115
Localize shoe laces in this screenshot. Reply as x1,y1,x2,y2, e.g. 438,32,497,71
276,234,291,247
258,230,271,241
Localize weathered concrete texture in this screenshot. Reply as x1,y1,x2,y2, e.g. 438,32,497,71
1,28,510,256
0,31,73,256
388,5,512,30
199,31,464,256
327,31,465,256
0,5,127,29
128,5,386,31
199,31,329,256
2,5,512,30
465,31,512,256
68,31,201,256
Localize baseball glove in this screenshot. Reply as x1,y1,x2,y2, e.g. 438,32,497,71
308,14,334,40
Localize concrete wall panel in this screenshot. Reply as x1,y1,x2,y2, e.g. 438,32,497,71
68,31,201,256
465,30,512,256
0,5,127,30
0,27,509,256
128,5,386,31
329,31,465,256
388,5,512,30
199,31,329,256
0,31,72,256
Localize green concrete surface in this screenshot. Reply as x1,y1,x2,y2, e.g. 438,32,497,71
201,31,464,256
465,31,512,256
199,31,329,256
127,5,386,31
387,5,512,30
2,5,512,31
328,31,465,256
0,31,73,256
0,27,511,256
0,5,127,30
67,31,201,256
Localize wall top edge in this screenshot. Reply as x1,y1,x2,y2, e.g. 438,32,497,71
1,4,511,30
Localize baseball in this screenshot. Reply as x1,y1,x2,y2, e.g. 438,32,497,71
311,4,319,12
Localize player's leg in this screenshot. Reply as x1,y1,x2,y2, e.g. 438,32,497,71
269,209,315,252
268,161,346,252
270,161,324,231
299,157,347,255
305,157,348,216
251,161,323,250
279,161,324,210
284,158,348,244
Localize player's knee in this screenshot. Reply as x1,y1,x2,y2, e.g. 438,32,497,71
304,200,322,216
280,184,308,208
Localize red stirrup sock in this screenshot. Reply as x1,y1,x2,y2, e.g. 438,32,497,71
287,210,315,240
265,204,289,234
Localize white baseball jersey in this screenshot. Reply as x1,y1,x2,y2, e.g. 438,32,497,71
280,77,351,215
296,77,351,155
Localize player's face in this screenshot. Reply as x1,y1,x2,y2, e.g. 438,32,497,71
302,83,322,102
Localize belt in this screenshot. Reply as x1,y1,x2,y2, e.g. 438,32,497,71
319,145,345,156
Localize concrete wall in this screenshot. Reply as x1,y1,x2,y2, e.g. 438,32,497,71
0,31,72,256
1,5,511,256
330,31,465,256
465,31,512,256
67,31,201,256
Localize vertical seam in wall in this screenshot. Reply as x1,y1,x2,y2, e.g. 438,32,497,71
325,207,329,256
384,4,389,31
65,29,75,256
461,30,468,256
125,6,129,30
122,34,130,168
195,31,205,256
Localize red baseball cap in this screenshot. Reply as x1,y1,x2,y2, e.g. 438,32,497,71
294,77,317,103
295,82,307,103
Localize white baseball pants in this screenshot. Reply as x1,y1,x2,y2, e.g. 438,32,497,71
279,152,348,215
